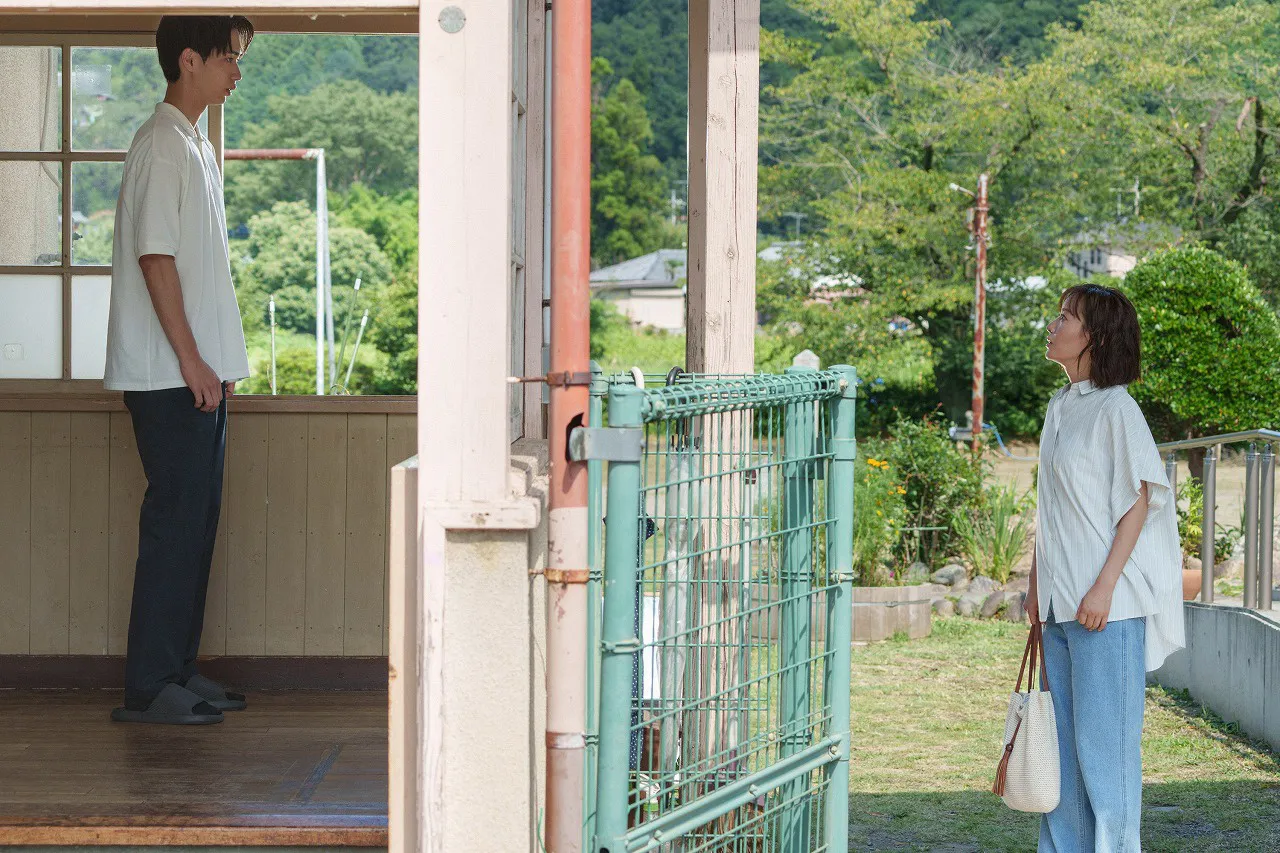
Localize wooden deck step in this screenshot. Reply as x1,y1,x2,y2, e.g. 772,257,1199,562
0,689,387,847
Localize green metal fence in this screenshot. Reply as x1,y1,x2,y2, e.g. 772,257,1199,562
586,365,857,853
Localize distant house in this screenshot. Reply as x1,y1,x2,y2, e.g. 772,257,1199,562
592,244,868,332
1064,222,1180,279
589,249,688,332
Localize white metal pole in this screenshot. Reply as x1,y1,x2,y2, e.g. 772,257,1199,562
314,150,326,395
343,309,370,391
269,295,278,396
319,150,336,386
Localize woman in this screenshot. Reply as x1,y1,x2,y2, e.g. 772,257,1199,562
1029,283,1185,852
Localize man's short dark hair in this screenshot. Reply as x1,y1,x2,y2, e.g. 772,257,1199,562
155,16,254,84
1059,283,1142,388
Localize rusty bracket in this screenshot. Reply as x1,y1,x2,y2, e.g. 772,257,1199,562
507,371,593,387
544,568,591,584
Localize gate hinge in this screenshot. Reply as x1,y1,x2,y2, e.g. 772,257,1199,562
569,426,644,462
602,637,643,654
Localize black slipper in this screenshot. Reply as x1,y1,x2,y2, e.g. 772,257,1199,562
110,683,223,725
183,673,248,711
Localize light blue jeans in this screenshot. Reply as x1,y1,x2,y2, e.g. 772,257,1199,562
1038,608,1146,853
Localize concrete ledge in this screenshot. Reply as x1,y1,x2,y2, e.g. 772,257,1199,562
1150,602,1280,751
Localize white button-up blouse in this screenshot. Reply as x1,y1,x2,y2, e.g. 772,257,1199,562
1035,378,1186,671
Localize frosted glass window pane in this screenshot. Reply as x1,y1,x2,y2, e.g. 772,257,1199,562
72,275,111,380
73,47,166,151
0,47,60,152
0,162,62,266
72,162,123,265
0,276,62,379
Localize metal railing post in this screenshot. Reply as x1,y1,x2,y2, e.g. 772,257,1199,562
1165,453,1178,500
594,383,645,852
583,362,606,849
1259,444,1275,611
1201,446,1217,604
823,366,857,851
1245,443,1260,609
779,366,816,852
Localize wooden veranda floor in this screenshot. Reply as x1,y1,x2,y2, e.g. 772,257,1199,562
0,690,387,847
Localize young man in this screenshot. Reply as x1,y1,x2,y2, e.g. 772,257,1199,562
106,15,255,725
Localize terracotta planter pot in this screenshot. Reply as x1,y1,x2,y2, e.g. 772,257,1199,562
1182,569,1203,601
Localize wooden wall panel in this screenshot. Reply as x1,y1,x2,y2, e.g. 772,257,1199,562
29,413,71,654
200,461,230,657
107,412,145,655
0,413,32,653
225,414,270,655
68,413,110,654
344,414,388,655
384,415,416,657
5,409,422,658
305,414,348,655
266,413,309,655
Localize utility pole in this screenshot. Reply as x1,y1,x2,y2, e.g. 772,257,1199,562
970,173,990,455
783,211,807,241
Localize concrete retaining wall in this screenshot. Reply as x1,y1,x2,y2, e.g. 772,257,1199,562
1150,602,1280,752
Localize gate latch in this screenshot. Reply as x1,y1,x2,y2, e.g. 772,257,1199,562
568,426,643,462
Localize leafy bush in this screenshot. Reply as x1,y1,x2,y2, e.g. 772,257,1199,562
952,484,1035,583
852,441,907,586
1124,247,1280,440
269,285,316,334
879,415,989,567
239,342,376,396
1175,478,1239,564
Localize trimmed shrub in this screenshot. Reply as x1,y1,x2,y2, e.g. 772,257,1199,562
1123,247,1280,440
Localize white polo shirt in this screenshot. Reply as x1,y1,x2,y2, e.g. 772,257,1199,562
104,102,250,391
1035,379,1185,670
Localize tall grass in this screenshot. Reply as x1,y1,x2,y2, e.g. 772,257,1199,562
952,484,1034,583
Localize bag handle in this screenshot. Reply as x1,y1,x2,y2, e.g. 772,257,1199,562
995,623,1052,797
1014,622,1051,694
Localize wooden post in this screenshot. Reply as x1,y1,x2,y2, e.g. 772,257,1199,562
683,3,760,821
687,0,759,375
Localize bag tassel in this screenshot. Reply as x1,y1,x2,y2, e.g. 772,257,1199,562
992,718,1021,797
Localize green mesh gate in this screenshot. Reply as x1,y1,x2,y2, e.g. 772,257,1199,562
585,366,857,853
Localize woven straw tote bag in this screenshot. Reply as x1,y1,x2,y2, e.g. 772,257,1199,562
993,622,1060,813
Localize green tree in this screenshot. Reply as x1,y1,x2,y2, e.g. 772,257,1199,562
365,277,417,394
224,81,418,228
1123,246,1280,442
1039,0,1280,239
231,200,393,334
225,34,418,145
591,57,672,266
331,184,419,277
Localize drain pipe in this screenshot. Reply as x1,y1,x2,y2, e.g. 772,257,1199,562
544,0,592,850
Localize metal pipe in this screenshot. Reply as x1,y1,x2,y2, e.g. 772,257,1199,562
269,295,277,396
545,0,593,847
823,365,857,850
341,310,369,392
1245,443,1260,608
223,147,330,394
1157,429,1280,454
1260,444,1275,611
582,362,606,852
780,365,816,851
1202,446,1217,603
314,151,327,395
1165,453,1177,499
970,172,989,455
594,384,644,853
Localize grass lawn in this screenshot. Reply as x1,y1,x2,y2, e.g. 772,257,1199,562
848,618,1280,852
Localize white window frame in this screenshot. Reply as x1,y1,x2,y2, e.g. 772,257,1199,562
0,33,223,390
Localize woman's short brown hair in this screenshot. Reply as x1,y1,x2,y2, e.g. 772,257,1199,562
1059,283,1142,388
